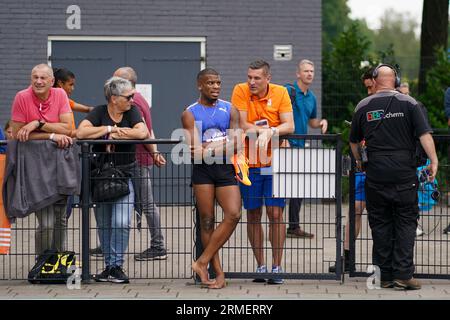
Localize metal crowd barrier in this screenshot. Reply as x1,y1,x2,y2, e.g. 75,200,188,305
3,132,448,283
199,134,344,281
0,136,346,282
78,139,189,281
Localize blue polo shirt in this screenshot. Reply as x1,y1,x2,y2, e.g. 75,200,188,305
0,128,6,154
285,82,317,148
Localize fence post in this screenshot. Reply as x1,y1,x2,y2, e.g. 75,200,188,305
335,135,343,281
348,153,356,276
194,206,202,282
80,142,91,282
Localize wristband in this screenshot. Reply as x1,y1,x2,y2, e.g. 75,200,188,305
270,127,278,135
107,125,112,133
49,133,55,141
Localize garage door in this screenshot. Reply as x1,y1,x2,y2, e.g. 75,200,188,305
50,38,204,204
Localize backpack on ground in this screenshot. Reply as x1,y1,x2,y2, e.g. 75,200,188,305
28,250,76,284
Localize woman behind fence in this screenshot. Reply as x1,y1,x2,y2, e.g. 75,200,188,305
77,77,148,283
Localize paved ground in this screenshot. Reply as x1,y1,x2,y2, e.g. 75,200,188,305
0,277,449,300
3,203,449,279
1,203,449,301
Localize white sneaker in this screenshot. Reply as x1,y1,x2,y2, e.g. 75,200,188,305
416,227,424,237
252,265,267,283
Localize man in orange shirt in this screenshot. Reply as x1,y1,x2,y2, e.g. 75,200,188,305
231,60,294,284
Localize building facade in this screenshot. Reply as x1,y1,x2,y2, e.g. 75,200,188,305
0,0,321,134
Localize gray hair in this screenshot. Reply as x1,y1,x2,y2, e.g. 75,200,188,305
104,76,133,102
297,59,314,71
31,64,54,78
113,67,138,87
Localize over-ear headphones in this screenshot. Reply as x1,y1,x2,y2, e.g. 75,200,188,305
372,63,401,88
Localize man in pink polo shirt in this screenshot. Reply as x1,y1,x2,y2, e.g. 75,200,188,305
11,64,73,147
10,63,74,254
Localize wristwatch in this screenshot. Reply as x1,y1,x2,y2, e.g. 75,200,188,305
37,120,45,130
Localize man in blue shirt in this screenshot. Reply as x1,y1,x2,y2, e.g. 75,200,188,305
285,59,327,238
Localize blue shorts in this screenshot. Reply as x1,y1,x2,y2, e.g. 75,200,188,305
355,172,366,201
239,167,286,210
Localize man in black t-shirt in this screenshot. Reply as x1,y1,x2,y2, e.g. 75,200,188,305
349,65,438,290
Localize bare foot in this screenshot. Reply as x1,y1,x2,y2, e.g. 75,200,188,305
208,273,226,289
192,261,215,285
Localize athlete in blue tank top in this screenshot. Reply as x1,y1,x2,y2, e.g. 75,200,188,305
181,68,243,290
186,99,231,143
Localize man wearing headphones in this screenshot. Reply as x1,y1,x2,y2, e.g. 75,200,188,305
349,64,438,290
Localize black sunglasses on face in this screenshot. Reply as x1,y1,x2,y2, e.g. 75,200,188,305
117,93,134,101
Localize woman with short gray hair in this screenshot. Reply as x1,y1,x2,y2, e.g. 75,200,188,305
103,76,133,102
77,76,148,283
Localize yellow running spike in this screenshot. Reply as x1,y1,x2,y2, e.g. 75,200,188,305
232,153,251,186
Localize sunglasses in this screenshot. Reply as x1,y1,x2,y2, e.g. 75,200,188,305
117,93,134,101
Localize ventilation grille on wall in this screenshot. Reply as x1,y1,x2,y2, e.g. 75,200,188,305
273,45,292,61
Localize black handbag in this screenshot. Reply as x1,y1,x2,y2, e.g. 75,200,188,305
91,158,131,202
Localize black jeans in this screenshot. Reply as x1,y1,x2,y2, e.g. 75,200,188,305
365,178,419,281
288,198,303,230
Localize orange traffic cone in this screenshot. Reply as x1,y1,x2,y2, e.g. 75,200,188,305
0,154,11,254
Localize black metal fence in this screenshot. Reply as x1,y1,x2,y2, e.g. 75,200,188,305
1,133,448,283
0,139,194,281
216,134,343,281
0,136,345,282
0,201,83,281
80,139,194,281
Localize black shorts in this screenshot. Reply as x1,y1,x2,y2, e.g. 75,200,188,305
192,163,237,187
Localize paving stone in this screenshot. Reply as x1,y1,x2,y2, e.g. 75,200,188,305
0,279,449,299
299,294,341,299
323,287,369,294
